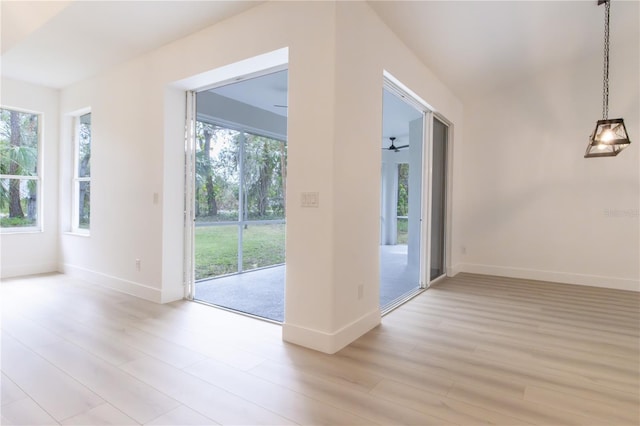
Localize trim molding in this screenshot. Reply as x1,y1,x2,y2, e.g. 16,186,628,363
0,262,58,279
283,308,381,354
456,263,639,292
61,263,163,302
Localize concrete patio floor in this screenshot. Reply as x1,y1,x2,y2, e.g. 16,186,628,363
195,244,419,322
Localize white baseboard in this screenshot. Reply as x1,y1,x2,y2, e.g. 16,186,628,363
0,262,58,279
456,263,639,292
61,263,163,302
448,264,462,278
283,308,381,354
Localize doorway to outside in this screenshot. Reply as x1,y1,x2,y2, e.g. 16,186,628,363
380,86,424,310
380,78,449,312
192,69,288,322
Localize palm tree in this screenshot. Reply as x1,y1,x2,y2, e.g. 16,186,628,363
0,109,38,222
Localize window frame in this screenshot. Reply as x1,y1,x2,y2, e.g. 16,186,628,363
71,110,91,234
0,106,43,234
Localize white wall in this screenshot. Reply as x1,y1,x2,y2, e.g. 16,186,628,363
59,63,166,301
329,1,463,347
55,1,463,353
0,78,59,278
57,1,337,317
457,41,639,291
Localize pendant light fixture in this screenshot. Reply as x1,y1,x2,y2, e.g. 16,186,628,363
584,0,631,158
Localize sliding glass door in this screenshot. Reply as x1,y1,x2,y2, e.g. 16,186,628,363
185,68,289,322
380,77,451,310
429,117,448,281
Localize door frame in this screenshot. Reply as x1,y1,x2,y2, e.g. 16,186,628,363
184,91,196,300
382,76,430,290
183,65,288,301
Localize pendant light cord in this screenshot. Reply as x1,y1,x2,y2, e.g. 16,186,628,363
602,0,610,120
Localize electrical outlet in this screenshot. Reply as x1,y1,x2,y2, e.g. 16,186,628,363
357,284,364,300
461,246,467,255
135,259,141,271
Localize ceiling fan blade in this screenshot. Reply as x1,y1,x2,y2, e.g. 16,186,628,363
383,137,405,151
382,145,404,152
274,104,288,108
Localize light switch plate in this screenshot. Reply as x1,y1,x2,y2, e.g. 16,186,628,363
301,192,319,208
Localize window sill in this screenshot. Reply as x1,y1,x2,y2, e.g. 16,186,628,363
0,228,43,235
64,231,90,238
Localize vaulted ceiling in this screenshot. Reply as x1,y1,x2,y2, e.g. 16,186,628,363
1,0,638,101
369,0,639,101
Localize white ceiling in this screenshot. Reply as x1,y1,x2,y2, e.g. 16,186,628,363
211,70,289,117
369,0,639,101
2,1,637,103
206,72,420,146
382,89,423,144
0,1,263,88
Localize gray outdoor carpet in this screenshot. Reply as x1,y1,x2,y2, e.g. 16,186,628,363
194,245,420,322
379,245,420,308
195,265,286,322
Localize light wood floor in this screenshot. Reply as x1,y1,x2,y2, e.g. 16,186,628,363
1,273,638,425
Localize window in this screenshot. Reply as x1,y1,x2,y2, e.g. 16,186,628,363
73,112,91,232
396,163,409,244
0,108,41,231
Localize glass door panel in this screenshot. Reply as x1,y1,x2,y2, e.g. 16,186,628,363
430,117,448,281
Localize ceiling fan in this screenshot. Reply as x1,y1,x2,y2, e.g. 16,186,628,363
383,137,409,152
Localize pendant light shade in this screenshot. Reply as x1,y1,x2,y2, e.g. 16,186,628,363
584,0,631,158
585,118,631,157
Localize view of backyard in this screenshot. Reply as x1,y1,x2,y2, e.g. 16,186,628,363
194,120,287,281
195,223,285,280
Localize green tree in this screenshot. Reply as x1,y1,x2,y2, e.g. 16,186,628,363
8,111,25,218
0,109,38,223
397,163,409,216
244,134,286,219
78,115,91,228
193,123,286,221
195,122,240,220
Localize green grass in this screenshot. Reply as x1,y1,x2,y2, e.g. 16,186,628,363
195,223,285,280
0,216,36,228
397,218,408,244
